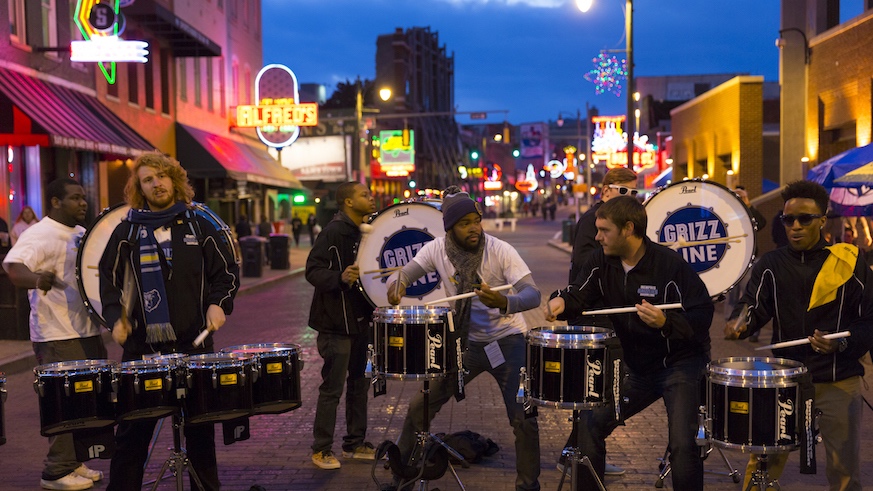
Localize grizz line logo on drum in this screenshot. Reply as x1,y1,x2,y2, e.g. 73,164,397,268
379,226,440,298
657,206,729,274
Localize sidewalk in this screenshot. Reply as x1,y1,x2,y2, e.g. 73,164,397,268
0,242,313,375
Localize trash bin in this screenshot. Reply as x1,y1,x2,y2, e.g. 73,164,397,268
239,236,264,277
562,220,575,243
269,234,290,270
0,263,29,340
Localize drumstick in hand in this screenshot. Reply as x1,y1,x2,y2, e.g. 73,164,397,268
425,284,513,305
193,329,210,347
755,331,850,351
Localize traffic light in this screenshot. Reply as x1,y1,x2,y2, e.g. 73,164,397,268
470,150,480,161
292,193,306,204
512,148,520,158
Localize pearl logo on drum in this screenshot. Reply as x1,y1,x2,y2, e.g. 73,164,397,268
778,398,794,442
586,355,602,400
428,329,443,371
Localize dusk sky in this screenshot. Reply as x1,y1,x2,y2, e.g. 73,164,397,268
263,0,863,125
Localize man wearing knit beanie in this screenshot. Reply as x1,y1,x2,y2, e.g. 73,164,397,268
385,186,543,491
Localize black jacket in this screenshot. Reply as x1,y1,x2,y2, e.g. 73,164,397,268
554,237,714,373
100,206,240,356
731,238,873,383
306,211,372,336
569,201,602,283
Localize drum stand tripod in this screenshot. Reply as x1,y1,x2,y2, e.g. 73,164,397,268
148,411,206,491
744,454,782,491
555,409,606,491
399,378,468,491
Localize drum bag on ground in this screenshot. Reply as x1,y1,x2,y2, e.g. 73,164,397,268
378,440,449,483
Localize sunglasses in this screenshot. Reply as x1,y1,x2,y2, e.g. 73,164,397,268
608,184,639,196
779,213,824,226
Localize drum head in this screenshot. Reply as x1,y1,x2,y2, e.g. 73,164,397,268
357,201,445,307
77,203,238,328
644,180,756,298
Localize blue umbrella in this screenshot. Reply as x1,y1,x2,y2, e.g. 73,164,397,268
806,142,873,188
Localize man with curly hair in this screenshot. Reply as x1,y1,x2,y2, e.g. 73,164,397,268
99,152,239,491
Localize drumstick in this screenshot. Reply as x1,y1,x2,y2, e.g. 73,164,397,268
364,266,401,275
425,284,513,305
660,234,748,249
580,302,683,316
193,329,211,347
754,331,850,351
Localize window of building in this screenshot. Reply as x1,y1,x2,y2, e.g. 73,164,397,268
194,58,202,107
107,74,119,98
179,58,188,102
207,58,214,112
231,59,239,107
9,0,27,44
40,0,58,56
128,63,139,105
144,55,154,110
160,49,170,115
244,66,251,105
219,57,226,118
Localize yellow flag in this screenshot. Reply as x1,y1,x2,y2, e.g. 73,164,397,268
808,243,858,311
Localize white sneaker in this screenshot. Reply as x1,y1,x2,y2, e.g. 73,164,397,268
73,464,103,482
40,472,94,490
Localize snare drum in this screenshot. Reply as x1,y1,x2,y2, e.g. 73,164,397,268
115,358,179,422
373,306,452,380
707,357,808,454
525,326,615,410
644,179,757,298
33,360,117,436
1,372,6,445
77,203,240,328
221,344,303,414
184,353,254,425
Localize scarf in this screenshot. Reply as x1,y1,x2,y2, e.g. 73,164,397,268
808,243,858,311
445,232,486,401
127,202,189,343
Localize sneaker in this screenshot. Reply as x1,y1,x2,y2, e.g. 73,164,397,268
40,472,94,490
73,464,103,482
311,450,341,470
604,463,626,476
342,442,377,460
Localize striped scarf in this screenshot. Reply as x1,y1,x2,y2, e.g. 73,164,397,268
127,202,188,343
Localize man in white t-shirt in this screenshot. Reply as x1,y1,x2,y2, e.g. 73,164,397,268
3,178,106,491
386,188,542,491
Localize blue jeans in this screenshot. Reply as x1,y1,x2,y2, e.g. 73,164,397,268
312,331,370,454
397,333,540,491
574,355,707,491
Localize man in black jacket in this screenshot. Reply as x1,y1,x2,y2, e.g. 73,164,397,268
306,181,377,470
546,196,714,491
726,180,873,490
100,152,240,491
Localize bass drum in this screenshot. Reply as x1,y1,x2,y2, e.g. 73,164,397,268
644,179,757,299
77,202,240,327
357,201,445,307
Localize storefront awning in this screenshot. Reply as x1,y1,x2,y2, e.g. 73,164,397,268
0,67,153,156
125,0,221,57
176,123,303,189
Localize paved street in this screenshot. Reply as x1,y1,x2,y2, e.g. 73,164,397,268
1,204,871,490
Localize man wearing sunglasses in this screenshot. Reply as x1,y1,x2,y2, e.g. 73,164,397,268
725,180,873,490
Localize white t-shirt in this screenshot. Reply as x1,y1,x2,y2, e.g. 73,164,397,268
3,217,100,342
410,235,531,343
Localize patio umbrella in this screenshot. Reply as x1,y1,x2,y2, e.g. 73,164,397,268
829,186,873,216
806,142,873,188
833,161,873,186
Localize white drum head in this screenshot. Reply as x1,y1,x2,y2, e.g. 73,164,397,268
644,180,756,298
357,201,445,307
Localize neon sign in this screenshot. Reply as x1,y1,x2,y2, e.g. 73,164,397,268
591,115,657,172
73,0,150,84
71,36,148,63
379,130,415,177
238,64,315,148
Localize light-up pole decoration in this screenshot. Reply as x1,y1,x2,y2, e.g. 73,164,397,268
577,0,634,168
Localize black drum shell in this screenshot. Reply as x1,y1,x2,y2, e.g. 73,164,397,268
183,354,254,425
221,344,302,415
115,360,179,422
33,361,116,437
373,306,451,380
1,373,6,445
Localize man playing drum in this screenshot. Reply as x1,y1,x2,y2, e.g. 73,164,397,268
386,187,543,491
306,182,378,470
99,152,240,491
545,196,714,491
725,180,873,491
3,178,107,490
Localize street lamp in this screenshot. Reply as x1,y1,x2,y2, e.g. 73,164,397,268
354,80,392,184
577,0,634,164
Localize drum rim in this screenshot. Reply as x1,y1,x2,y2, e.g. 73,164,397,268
527,325,614,347
220,343,301,354
373,305,453,322
34,359,117,373
119,359,173,371
185,352,253,367
707,356,807,378
644,178,758,300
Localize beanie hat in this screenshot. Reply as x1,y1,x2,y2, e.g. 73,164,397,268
442,192,482,231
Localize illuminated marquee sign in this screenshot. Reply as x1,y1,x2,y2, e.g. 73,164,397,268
74,0,149,84
379,130,416,177
235,64,315,148
591,115,657,172
483,163,503,191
